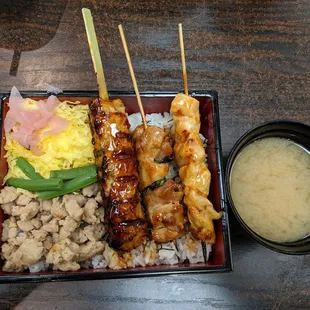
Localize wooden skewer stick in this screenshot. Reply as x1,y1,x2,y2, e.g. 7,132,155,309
178,23,189,96
82,8,109,100
118,24,147,129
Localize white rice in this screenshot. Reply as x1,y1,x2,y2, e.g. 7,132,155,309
92,255,108,269
157,242,179,265
130,241,158,267
128,112,173,132
176,234,211,263
29,260,49,273
90,232,209,270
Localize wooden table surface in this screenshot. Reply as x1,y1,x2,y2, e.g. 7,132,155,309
0,0,309,309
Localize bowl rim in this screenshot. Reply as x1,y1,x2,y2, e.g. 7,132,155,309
225,120,310,255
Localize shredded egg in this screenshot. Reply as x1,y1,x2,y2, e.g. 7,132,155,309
4,99,95,180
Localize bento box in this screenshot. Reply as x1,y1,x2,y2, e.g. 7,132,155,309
0,90,232,283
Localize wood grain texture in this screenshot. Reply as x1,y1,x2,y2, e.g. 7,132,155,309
0,0,309,309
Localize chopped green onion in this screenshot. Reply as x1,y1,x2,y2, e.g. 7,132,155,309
154,156,173,164
149,177,167,190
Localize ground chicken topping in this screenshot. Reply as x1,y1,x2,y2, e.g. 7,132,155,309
0,184,107,273
0,187,20,204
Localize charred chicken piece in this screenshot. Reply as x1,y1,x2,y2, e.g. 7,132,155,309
89,98,147,251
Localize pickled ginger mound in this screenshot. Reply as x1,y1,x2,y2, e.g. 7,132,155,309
4,100,95,180
4,87,68,153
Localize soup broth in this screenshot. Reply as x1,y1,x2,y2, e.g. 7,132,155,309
230,137,310,243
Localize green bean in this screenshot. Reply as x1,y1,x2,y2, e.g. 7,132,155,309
38,174,98,200
15,157,43,179
49,164,97,180
7,178,63,191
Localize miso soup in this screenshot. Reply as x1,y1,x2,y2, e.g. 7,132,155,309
230,137,310,243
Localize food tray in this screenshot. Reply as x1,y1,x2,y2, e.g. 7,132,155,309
0,90,232,283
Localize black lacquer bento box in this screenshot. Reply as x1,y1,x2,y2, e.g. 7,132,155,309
0,90,232,283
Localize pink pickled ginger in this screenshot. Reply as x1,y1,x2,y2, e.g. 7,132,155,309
4,87,68,154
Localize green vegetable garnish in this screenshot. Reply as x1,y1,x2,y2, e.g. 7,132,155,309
38,174,98,200
16,157,43,179
149,177,167,190
154,156,173,164
49,164,97,180
7,178,63,191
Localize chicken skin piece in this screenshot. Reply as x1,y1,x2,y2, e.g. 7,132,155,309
133,125,173,190
171,93,222,244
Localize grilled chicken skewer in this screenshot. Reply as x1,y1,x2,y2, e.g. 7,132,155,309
118,25,186,243
89,98,147,251
83,10,147,251
170,24,222,244
170,93,222,244
133,125,186,243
